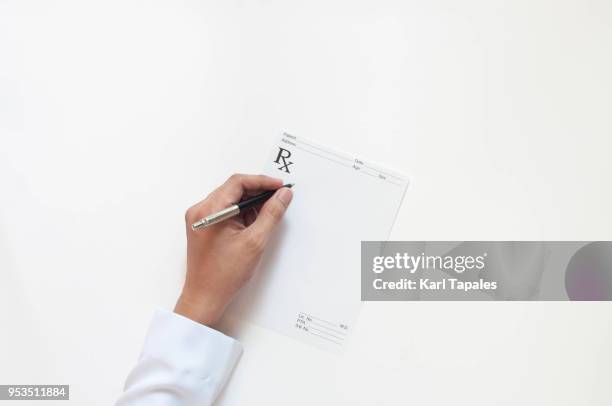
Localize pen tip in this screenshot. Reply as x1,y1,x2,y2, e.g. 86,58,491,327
286,183,295,188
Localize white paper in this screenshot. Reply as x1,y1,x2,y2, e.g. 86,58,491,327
228,132,409,353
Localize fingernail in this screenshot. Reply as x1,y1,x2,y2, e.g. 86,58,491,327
277,187,293,206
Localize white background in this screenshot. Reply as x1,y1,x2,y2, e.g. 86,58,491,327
1,1,611,405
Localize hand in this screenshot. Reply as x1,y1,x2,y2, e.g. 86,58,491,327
175,174,293,326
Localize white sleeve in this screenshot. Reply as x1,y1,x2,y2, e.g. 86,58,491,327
116,309,243,406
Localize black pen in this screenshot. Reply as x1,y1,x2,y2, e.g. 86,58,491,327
191,184,294,230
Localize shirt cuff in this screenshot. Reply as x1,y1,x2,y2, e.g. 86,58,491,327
130,308,243,404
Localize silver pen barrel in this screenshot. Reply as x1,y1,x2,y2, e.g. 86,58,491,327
191,204,240,230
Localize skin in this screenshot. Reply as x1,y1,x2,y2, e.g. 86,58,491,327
175,174,293,327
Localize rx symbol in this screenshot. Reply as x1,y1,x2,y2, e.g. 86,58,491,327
274,147,293,173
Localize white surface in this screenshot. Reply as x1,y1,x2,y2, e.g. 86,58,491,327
228,134,407,353
0,1,611,405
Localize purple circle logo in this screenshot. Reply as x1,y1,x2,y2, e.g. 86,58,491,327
565,242,612,300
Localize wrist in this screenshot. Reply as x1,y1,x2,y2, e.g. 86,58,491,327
174,292,225,327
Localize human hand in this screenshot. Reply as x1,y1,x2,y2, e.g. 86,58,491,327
175,174,293,326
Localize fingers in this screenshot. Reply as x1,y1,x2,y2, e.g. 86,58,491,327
244,186,293,247
243,207,258,228
213,174,283,205
185,174,283,225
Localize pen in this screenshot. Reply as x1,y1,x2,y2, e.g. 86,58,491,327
191,184,294,230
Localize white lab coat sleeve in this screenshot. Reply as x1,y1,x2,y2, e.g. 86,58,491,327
116,308,243,406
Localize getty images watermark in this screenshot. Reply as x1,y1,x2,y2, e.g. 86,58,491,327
361,242,612,301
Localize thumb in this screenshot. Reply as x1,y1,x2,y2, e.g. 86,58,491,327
245,187,293,244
